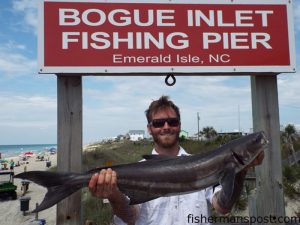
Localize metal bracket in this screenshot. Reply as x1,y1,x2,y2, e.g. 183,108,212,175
165,74,176,86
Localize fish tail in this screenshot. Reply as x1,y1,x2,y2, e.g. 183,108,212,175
15,171,88,212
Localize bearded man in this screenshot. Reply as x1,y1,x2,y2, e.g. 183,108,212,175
88,95,264,225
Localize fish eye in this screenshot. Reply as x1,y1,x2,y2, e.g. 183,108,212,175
255,133,264,144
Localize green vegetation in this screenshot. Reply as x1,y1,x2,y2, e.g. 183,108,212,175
82,140,153,170
82,190,113,225
280,124,300,199
282,164,300,199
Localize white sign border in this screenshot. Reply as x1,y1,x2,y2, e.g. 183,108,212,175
38,0,296,74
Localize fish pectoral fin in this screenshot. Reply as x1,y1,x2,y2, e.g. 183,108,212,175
219,166,236,201
121,189,160,205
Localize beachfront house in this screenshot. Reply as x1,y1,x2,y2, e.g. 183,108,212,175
179,130,189,139
128,130,145,141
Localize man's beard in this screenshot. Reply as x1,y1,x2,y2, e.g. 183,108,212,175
152,130,180,148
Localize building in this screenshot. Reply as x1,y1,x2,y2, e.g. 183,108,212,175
128,130,145,141
179,130,189,139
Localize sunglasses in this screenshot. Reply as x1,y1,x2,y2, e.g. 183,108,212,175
149,118,180,128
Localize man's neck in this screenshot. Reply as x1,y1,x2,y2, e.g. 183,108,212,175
154,144,180,156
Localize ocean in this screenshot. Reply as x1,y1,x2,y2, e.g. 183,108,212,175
0,144,57,158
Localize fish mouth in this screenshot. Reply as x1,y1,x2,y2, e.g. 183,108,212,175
257,131,269,146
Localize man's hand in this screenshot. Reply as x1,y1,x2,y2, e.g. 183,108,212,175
88,168,120,199
88,168,139,225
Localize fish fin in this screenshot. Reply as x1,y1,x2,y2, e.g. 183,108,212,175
15,171,85,212
32,184,80,213
120,188,160,205
219,166,236,201
142,154,179,161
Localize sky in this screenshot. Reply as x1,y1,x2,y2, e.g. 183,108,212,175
0,0,300,145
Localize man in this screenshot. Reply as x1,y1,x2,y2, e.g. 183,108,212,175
88,96,264,225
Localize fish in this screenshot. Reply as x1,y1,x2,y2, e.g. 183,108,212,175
15,131,268,213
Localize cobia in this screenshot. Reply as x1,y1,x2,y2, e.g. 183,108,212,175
15,131,268,213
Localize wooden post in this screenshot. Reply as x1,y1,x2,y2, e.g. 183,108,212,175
250,75,285,222
57,76,83,225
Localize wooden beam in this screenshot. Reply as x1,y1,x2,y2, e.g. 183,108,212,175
250,75,285,223
57,76,82,225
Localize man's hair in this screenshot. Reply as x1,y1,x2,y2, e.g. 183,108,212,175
145,95,181,123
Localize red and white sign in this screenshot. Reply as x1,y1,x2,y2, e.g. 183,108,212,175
38,0,296,74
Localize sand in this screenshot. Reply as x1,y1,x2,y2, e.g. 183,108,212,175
0,154,57,225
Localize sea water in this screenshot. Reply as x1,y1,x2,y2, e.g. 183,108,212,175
0,144,57,158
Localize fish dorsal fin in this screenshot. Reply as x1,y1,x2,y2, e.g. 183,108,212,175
219,166,236,201
142,154,178,161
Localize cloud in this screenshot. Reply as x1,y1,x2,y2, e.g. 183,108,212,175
12,0,38,32
0,94,56,124
0,42,36,77
0,51,36,77
0,92,57,144
0,93,57,144
278,72,300,106
294,1,300,32
3,40,26,50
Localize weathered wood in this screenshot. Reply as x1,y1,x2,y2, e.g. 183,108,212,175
248,195,257,225
250,75,285,222
57,76,83,225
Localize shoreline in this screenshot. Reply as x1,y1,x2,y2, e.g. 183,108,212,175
0,144,57,159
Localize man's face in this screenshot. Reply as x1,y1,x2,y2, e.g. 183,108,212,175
147,107,181,149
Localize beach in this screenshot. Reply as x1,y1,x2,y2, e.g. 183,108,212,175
0,153,57,225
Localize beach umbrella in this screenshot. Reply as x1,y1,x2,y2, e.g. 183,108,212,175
0,159,8,164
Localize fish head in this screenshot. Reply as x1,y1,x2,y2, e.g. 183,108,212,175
232,131,268,166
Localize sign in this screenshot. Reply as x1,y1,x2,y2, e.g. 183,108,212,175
38,0,296,74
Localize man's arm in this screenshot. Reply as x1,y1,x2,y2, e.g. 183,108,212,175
88,168,139,225
212,151,264,214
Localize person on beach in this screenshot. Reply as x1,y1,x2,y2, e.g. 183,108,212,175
9,159,15,171
88,96,264,225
